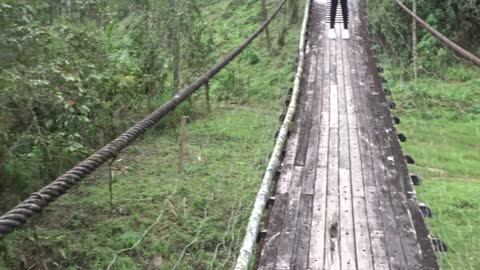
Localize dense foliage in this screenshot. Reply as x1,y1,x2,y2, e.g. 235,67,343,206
0,0,291,209
367,0,480,71
0,0,303,268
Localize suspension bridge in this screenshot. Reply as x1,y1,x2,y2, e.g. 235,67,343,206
250,0,436,268
1,0,479,269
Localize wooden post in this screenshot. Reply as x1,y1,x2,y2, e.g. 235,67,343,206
108,156,116,209
205,81,211,113
412,0,418,80
178,116,187,173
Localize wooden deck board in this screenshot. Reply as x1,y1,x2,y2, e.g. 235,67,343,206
308,9,330,267
324,36,340,270
275,166,304,270
256,0,438,269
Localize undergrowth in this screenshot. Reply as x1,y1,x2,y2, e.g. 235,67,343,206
3,106,279,269
387,64,480,270
0,0,303,269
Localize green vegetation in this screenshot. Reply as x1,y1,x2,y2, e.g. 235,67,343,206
2,106,280,269
368,0,480,268
386,64,480,269
2,0,478,269
417,180,480,269
0,0,299,209
367,0,480,71
0,0,304,269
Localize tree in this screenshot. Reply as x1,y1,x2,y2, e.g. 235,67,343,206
288,0,299,24
261,0,272,51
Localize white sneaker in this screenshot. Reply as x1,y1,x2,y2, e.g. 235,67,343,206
342,29,350,40
328,28,336,40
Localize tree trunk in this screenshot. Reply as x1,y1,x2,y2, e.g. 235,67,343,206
66,0,72,18
142,1,158,108
412,0,418,80
170,0,181,92
0,151,5,190
205,81,211,113
288,0,299,24
277,7,288,49
144,49,158,109
178,116,187,173
261,0,272,51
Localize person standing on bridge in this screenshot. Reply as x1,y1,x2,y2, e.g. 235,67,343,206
328,0,350,40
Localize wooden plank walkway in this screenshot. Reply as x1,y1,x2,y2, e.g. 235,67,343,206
256,0,439,269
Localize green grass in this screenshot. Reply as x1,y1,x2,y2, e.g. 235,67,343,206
391,65,480,270
400,118,480,179
2,106,279,269
417,179,480,270
1,1,303,268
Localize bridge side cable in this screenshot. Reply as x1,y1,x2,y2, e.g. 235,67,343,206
0,0,288,239
394,0,480,67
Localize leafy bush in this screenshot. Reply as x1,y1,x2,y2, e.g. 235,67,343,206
367,0,480,73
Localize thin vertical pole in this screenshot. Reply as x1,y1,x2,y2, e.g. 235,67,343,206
108,156,117,209
412,0,418,80
205,81,211,113
170,0,181,91
261,0,272,51
179,116,187,173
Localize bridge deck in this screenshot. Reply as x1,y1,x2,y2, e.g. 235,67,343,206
256,0,438,269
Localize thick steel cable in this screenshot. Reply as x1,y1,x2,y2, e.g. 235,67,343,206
0,0,288,239
233,0,311,268
395,0,480,67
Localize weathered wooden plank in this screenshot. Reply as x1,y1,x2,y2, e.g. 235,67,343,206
308,19,330,269
351,76,390,270
291,194,314,269
309,165,328,269
277,124,300,195
293,51,316,166
342,40,358,130
370,89,425,269
257,110,304,268
334,25,357,270
352,47,402,270
275,166,304,269
276,166,293,195
294,54,316,166
330,90,339,128
257,193,288,270
324,127,340,270
338,167,357,270
275,122,301,198
340,27,375,270
317,30,331,168
301,45,322,196
323,25,341,270
352,34,408,270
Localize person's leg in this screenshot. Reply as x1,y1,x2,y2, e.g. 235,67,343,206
330,0,339,29
340,0,348,29
340,0,350,39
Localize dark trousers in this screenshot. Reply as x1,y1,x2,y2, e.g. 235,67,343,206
330,0,348,29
